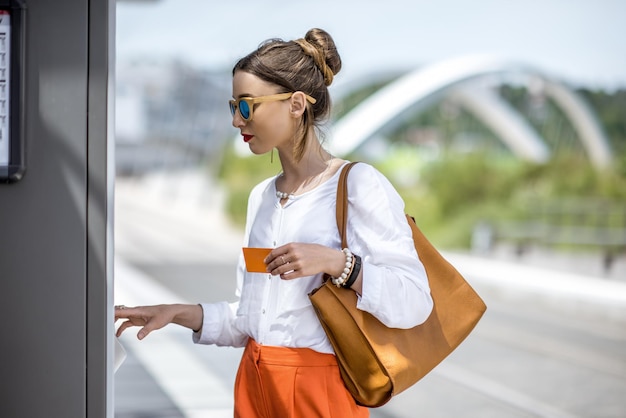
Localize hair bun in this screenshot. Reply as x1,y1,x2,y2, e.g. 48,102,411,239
297,28,342,86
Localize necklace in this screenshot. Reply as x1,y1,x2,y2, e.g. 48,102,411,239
276,157,334,200
276,189,294,200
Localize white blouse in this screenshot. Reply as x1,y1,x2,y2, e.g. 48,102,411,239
193,161,433,354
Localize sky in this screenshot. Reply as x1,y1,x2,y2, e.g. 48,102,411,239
116,0,626,91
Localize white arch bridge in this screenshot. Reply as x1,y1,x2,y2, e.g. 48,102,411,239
328,55,612,168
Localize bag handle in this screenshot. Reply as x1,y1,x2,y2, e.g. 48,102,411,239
336,162,360,249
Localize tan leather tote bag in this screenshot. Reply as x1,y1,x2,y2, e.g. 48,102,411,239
309,162,487,407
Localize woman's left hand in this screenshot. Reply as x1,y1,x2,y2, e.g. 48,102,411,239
264,243,344,280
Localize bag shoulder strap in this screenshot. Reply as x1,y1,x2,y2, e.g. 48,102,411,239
336,161,360,248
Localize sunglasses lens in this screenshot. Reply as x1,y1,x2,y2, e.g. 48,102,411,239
229,102,236,116
239,100,251,120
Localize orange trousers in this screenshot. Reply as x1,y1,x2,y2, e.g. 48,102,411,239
234,339,369,418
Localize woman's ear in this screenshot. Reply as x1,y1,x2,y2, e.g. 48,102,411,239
289,91,308,118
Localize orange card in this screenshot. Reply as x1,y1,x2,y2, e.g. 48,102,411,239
242,247,272,273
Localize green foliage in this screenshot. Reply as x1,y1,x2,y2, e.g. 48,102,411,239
216,146,283,226
578,88,626,154
390,153,626,248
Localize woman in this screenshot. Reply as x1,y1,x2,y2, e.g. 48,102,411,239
115,28,433,418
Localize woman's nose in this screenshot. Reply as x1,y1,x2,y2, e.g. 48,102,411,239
232,110,245,128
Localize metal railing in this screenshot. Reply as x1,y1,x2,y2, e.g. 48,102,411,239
472,198,626,272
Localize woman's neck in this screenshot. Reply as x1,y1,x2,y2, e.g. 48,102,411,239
277,135,331,182
275,134,338,197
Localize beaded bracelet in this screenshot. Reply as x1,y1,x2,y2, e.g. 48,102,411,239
331,248,354,287
342,254,361,289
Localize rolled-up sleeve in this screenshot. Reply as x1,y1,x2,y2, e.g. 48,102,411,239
347,164,433,328
192,252,249,347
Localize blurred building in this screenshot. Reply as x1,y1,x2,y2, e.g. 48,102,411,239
115,58,232,176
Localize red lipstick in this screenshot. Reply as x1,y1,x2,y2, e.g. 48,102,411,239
243,134,253,143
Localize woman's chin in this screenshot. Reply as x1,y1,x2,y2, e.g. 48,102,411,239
247,144,271,156
248,147,263,156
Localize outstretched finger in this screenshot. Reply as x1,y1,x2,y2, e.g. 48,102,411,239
115,306,145,322
115,320,136,338
115,305,132,320
136,320,162,340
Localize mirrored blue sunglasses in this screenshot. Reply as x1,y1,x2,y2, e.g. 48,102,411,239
229,92,316,122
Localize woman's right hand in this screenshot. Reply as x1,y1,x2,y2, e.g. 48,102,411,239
115,304,203,340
